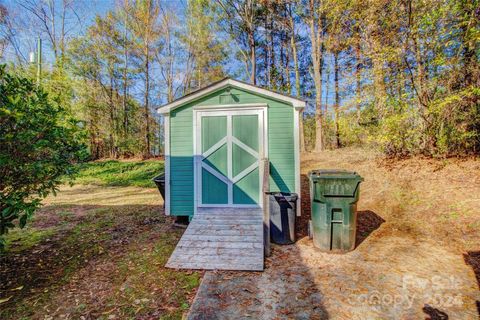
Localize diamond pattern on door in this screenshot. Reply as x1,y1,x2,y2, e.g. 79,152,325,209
199,112,261,206
232,144,257,177
204,144,228,177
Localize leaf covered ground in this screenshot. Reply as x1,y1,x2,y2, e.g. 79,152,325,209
0,160,201,319
2,152,479,319
188,148,480,319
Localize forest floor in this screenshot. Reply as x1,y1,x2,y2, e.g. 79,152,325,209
1,150,479,319
188,148,480,319
0,161,202,320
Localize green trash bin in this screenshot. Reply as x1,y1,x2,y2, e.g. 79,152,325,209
308,170,363,252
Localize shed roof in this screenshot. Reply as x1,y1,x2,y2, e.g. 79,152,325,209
156,77,306,114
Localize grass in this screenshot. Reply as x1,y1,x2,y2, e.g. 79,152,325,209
1,159,199,320
109,234,201,319
2,227,57,253
73,159,164,188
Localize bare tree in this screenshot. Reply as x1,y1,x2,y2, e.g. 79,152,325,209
130,0,161,158
157,7,175,103
17,0,83,62
286,1,305,152
216,0,260,84
308,0,326,152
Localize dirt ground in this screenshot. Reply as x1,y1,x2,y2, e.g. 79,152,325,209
1,149,479,319
0,185,202,320
188,148,480,319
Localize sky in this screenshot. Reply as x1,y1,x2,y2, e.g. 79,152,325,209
1,0,127,63
1,0,340,114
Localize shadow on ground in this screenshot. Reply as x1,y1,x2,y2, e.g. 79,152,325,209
355,210,385,248
464,250,480,316
423,304,449,320
187,175,333,319
187,175,387,319
187,245,330,320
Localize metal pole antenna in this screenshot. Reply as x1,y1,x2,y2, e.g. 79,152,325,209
36,38,42,85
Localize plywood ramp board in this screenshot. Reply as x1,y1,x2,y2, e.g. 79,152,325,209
165,208,264,271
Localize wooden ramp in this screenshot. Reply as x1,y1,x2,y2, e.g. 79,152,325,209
166,208,264,271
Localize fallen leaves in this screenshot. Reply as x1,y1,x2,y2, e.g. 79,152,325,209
0,186,201,320
0,296,12,304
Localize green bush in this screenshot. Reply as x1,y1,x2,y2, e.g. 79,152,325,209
372,109,422,157
338,113,365,147
0,65,87,250
429,87,480,156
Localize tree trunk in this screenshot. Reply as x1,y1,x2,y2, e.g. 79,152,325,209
48,0,58,59
165,16,174,103
309,0,324,152
355,35,362,123
291,33,301,98
123,0,129,136
284,40,290,94
90,80,99,159
460,1,479,87
372,53,386,119
289,7,305,152
265,5,271,88
144,47,151,158
109,71,116,158
248,30,256,85
268,8,275,90
334,52,340,148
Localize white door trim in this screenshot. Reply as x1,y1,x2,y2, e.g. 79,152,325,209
193,107,268,209
201,161,229,184
231,136,259,158
232,160,260,183
202,137,227,158
293,108,301,216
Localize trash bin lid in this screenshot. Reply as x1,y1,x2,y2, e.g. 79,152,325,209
309,169,363,197
267,192,298,202
152,172,165,182
309,169,363,181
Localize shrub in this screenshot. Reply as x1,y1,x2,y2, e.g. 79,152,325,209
0,65,87,250
372,109,423,157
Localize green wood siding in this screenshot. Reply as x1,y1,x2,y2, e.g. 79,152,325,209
170,103,194,214
169,86,296,216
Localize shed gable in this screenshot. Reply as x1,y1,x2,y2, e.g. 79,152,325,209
157,78,305,114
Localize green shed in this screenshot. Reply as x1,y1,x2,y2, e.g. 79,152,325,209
157,78,306,218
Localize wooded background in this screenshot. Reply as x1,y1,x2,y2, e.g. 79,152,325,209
1,0,478,158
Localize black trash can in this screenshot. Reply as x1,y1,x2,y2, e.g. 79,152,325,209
152,173,165,200
268,192,298,245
